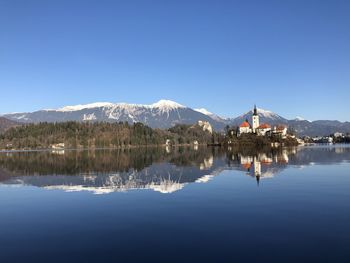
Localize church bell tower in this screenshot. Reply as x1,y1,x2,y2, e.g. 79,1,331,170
252,105,259,133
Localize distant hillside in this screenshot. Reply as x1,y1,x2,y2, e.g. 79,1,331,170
287,119,350,137
0,117,20,133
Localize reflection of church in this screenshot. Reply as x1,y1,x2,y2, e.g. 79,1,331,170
239,151,290,184
252,157,261,177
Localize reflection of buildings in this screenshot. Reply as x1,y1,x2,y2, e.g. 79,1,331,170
275,150,289,163
239,151,290,184
51,149,65,155
165,145,171,153
200,156,214,170
252,157,261,177
51,143,65,149
240,156,253,170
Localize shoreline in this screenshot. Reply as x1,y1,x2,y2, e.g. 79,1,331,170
1,143,349,154
0,143,207,153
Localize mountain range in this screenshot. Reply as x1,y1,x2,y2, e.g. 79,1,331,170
1,99,349,136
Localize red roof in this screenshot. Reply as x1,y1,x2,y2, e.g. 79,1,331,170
276,125,286,131
242,163,251,169
240,121,250,128
258,123,271,129
261,160,272,164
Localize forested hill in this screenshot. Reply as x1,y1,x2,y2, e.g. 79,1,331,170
0,117,19,133
0,122,218,150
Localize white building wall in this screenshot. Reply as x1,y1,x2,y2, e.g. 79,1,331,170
257,128,271,136
252,115,259,133
239,127,251,134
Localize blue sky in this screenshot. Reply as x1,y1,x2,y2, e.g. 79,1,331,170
0,0,349,121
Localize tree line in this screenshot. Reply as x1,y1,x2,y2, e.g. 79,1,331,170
0,121,218,150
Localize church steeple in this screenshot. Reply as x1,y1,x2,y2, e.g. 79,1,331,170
253,104,258,116
252,104,259,133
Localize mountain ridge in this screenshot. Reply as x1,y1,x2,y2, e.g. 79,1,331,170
2,100,226,130
2,100,350,136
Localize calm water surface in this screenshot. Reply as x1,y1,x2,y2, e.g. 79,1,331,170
0,146,350,263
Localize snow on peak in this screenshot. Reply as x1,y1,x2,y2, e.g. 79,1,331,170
150,100,185,110
45,100,187,113
195,175,214,183
256,108,275,116
149,179,185,194
294,116,312,122
58,102,113,112
246,107,280,119
195,108,225,121
194,108,213,116
83,113,97,121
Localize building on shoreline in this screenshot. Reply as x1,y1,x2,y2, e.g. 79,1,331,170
239,105,288,138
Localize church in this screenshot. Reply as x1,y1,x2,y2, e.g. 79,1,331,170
239,105,287,137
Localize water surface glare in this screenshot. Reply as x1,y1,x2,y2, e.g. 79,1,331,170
0,146,350,263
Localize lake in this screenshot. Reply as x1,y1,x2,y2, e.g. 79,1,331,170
0,145,350,263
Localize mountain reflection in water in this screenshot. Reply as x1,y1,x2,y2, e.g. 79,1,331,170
0,146,349,194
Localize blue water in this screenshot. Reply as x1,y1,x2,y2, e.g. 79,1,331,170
0,146,349,262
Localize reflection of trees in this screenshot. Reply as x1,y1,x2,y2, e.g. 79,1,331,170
0,146,349,194
0,148,161,176
288,146,350,165
1,146,348,178
0,147,219,176
168,146,222,167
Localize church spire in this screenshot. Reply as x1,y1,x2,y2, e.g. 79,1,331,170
253,104,258,116
252,105,259,133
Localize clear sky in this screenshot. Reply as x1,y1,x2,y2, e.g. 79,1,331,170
0,0,349,121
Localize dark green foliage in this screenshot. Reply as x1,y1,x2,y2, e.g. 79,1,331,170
0,122,169,149
224,129,299,148
333,134,350,143
235,133,271,147
0,121,299,150
0,122,216,150
168,124,217,145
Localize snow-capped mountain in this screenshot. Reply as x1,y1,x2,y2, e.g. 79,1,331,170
2,101,350,136
56,102,114,112
194,108,213,116
229,108,288,127
194,108,225,122
294,116,306,121
3,100,226,130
